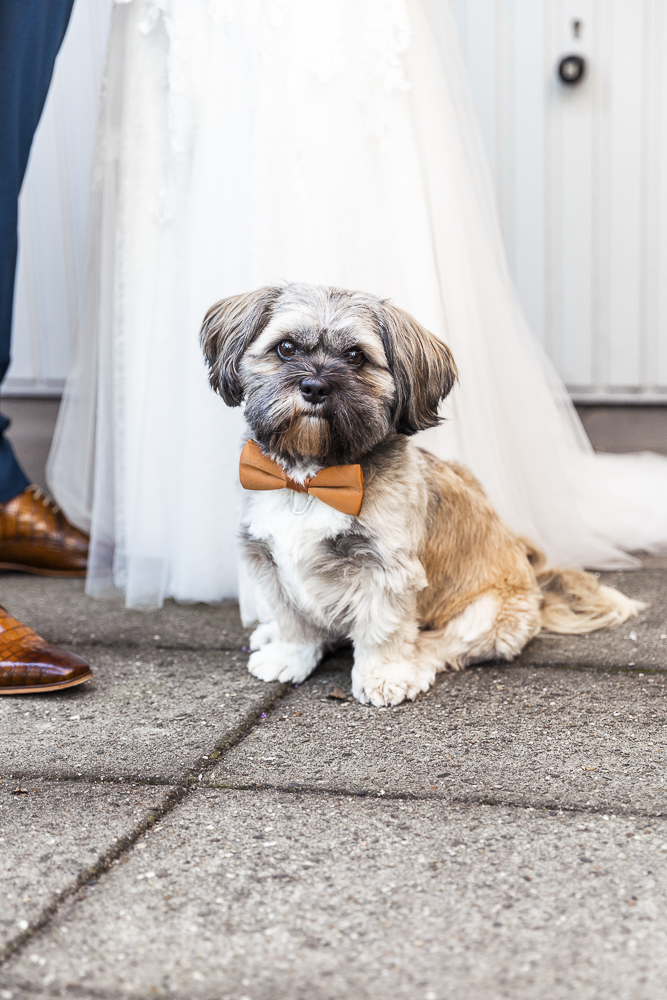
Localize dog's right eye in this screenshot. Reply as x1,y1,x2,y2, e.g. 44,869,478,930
277,340,297,359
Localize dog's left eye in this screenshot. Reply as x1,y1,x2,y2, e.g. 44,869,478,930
277,340,297,359
345,349,364,366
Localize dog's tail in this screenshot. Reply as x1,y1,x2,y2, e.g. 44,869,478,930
521,539,645,635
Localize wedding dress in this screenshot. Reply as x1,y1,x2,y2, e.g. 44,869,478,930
48,0,667,610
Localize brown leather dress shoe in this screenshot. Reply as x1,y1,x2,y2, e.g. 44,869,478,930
0,485,88,576
0,606,92,694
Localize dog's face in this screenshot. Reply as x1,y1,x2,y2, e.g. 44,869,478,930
201,283,457,468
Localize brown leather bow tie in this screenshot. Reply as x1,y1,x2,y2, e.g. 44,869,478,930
239,440,364,516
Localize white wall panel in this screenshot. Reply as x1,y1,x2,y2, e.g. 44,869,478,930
606,0,643,388
556,0,593,386
511,0,547,348
5,0,113,395
455,0,667,401
643,0,667,390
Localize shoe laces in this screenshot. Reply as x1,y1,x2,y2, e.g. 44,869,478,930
27,484,62,515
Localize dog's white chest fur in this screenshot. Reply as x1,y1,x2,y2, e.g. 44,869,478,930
243,489,352,625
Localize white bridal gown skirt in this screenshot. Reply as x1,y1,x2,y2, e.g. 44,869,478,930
48,0,667,609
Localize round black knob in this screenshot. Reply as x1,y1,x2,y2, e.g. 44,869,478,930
558,54,586,85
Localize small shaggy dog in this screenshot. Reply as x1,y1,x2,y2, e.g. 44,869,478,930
201,283,641,707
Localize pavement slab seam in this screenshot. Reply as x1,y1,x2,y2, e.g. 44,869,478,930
209,658,667,818
198,779,667,820
0,684,293,972
3,789,667,1000
0,680,291,788
0,785,180,969
537,663,667,677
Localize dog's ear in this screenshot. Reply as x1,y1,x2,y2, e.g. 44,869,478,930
200,286,282,405
378,302,458,435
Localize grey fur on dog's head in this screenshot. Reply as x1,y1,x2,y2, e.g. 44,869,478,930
201,282,457,467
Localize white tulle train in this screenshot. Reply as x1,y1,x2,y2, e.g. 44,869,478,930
47,0,667,609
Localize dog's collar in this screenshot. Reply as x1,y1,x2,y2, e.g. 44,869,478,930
239,440,364,516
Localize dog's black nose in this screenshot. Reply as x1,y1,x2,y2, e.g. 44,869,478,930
300,376,332,404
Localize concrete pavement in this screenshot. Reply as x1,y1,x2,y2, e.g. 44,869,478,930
0,571,666,1000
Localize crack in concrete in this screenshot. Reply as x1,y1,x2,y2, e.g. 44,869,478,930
0,682,290,970
199,779,667,818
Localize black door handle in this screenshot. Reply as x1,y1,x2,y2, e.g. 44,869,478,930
557,54,586,85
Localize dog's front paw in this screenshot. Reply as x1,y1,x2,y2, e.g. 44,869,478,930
249,620,280,651
352,659,435,707
248,641,322,684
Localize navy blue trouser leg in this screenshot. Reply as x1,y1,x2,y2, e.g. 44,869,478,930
0,0,75,502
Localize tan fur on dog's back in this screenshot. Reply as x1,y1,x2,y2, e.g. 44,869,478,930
416,449,642,639
416,450,537,629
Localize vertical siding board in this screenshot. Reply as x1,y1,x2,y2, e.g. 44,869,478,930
494,0,510,248
548,0,562,376
606,0,644,388
648,0,667,389
542,0,555,361
558,0,595,387
547,0,565,373
596,0,616,391
589,0,605,390
510,0,547,345
658,0,667,388
499,0,515,273
462,0,500,208
10,197,41,382
641,0,655,389
449,0,467,67
26,107,71,381
53,84,78,367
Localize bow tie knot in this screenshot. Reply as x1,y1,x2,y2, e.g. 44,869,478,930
239,440,364,516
